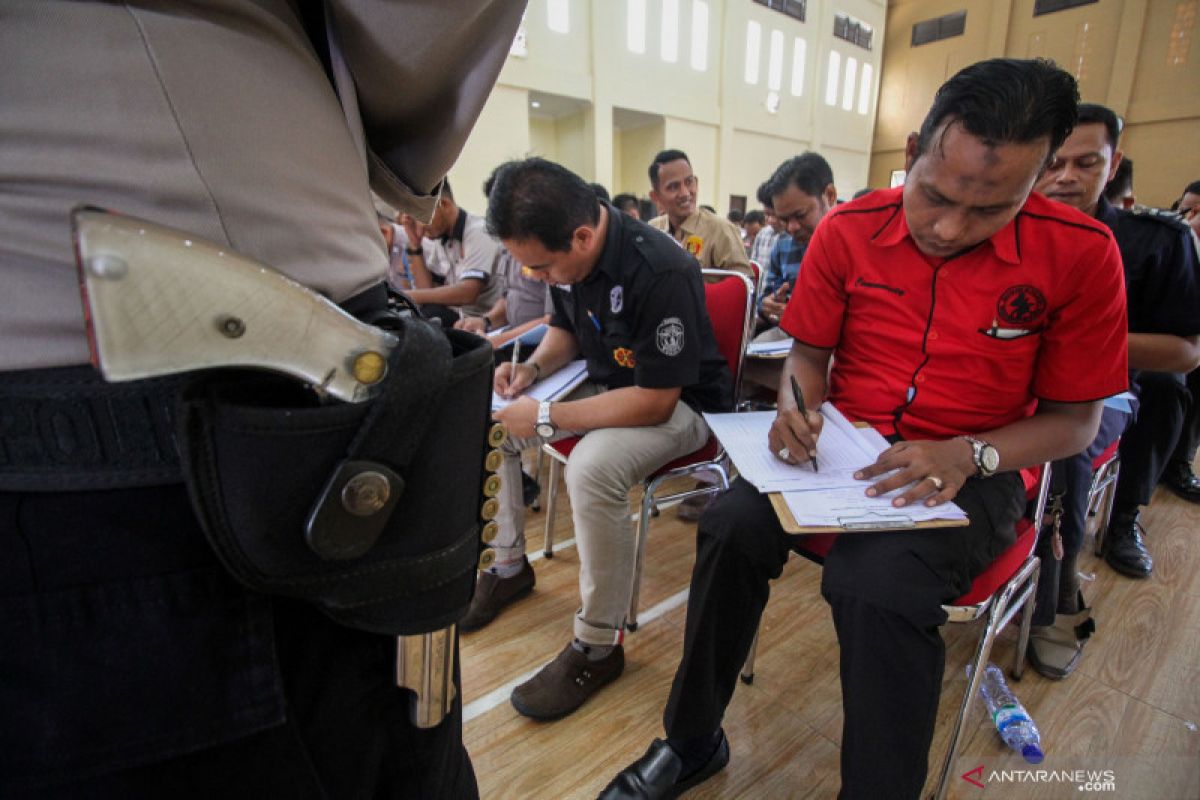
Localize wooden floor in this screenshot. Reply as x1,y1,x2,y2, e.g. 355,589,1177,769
461,458,1200,800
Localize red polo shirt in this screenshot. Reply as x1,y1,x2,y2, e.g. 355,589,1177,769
781,187,1128,440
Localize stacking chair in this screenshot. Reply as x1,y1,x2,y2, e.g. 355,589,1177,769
1087,438,1121,555
539,268,757,629
739,463,1053,800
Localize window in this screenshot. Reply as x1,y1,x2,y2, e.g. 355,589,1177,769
911,11,966,46
744,21,762,84
690,0,709,71
661,0,679,62
547,0,569,34
752,0,806,23
768,29,784,91
627,0,646,53
833,13,874,50
1034,0,1099,16
857,62,873,114
825,50,841,106
842,56,857,111
790,38,807,96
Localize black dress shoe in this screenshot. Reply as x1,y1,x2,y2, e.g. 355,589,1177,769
1103,511,1153,578
598,732,729,800
1162,462,1200,504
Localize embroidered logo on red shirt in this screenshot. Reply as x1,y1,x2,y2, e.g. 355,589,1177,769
997,285,1047,326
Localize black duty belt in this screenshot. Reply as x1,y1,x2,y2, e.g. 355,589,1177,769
0,365,185,491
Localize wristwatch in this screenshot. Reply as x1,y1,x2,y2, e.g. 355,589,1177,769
962,436,1000,478
405,247,423,256
536,400,556,439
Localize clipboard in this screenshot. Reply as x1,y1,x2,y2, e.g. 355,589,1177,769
769,493,969,534
768,419,969,534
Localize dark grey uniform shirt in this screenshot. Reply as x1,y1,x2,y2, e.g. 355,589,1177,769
549,206,732,413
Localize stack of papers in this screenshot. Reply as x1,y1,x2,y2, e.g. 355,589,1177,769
702,403,967,530
491,359,589,412
746,338,792,357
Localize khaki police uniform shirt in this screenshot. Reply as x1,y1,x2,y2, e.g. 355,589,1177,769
649,207,752,278
0,0,524,370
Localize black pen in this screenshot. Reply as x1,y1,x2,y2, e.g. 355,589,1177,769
789,375,819,472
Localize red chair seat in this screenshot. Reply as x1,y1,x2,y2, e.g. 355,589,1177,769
793,464,1046,603
1092,438,1120,470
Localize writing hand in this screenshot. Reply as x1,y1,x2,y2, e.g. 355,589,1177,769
456,317,488,334
767,407,823,467
854,438,975,507
494,397,539,439
494,361,537,399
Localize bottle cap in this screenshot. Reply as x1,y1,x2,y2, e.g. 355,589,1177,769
1022,744,1044,764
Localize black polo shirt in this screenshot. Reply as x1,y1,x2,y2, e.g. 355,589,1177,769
548,205,732,413
1096,197,1200,385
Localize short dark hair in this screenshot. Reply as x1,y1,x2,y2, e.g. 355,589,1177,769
440,178,455,202
727,208,744,224
486,158,601,252
1076,103,1122,151
612,193,639,212
765,152,835,202
1182,180,1200,199
649,149,690,189
743,210,766,226
590,182,611,203
915,58,1079,166
755,180,773,208
1103,158,1133,204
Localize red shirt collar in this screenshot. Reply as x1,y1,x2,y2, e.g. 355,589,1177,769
869,197,1023,266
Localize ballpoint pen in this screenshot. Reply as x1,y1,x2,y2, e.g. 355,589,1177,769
508,339,521,398
790,375,819,472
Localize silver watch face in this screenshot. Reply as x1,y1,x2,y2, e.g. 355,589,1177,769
980,444,1000,473
536,423,555,438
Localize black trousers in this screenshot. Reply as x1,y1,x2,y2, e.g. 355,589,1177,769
1115,371,1192,509
1032,405,1130,625
1169,366,1200,469
663,474,1025,800
0,484,476,799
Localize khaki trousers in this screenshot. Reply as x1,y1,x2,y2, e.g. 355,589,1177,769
494,382,709,645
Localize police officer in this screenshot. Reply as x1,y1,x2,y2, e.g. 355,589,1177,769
0,2,524,796
462,157,731,721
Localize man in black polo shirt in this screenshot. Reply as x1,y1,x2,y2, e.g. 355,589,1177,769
1036,104,1200,594
465,157,731,720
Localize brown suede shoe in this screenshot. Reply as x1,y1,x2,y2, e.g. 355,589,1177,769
510,642,624,720
459,557,535,633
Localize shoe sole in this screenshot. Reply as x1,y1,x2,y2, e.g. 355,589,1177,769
670,733,731,798
510,662,624,721
1103,555,1151,580
1162,483,1200,504
459,582,535,633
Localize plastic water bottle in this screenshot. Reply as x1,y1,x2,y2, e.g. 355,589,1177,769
971,663,1044,763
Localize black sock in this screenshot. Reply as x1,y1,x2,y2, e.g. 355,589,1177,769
666,730,722,777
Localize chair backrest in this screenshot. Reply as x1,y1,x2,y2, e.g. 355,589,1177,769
701,268,756,410
747,259,765,304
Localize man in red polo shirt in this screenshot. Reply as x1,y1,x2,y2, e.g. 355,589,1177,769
601,58,1128,800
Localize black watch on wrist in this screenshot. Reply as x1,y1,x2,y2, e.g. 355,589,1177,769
536,400,556,438
405,247,423,256
962,436,1000,477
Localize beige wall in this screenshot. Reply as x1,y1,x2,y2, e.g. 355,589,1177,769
616,122,666,197
448,84,530,213
871,0,1200,208
453,0,886,216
